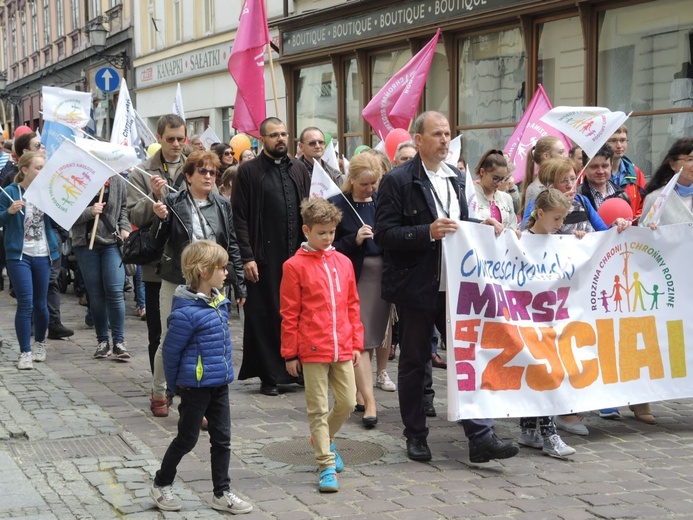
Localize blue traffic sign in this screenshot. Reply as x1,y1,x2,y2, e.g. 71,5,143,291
95,67,120,93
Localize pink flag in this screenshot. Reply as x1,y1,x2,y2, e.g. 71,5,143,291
362,29,440,139
504,84,572,183
228,0,270,138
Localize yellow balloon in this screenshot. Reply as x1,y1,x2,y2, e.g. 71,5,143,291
147,142,162,157
230,134,252,156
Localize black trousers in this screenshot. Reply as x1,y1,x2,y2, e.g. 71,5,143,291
144,281,162,373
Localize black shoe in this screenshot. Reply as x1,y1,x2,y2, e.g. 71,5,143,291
424,401,437,417
406,437,432,462
362,416,378,429
354,404,366,413
260,383,279,396
469,434,519,463
48,322,75,339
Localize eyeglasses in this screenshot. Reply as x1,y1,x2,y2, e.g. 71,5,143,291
490,174,510,184
557,177,578,186
196,168,216,176
33,141,44,149
165,136,186,144
262,132,289,140
223,151,235,157
305,140,325,147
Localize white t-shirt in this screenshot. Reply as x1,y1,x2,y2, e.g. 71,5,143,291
22,202,49,257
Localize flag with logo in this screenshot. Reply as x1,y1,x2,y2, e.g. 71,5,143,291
228,0,270,138
74,137,140,174
362,29,440,139
42,86,92,129
540,106,630,159
504,84,572,182
42,120,75,159
310,160,342,200
639,171,681,227
200,126,222,150
172,83,186,121
23,139,114,230
111,79,139,148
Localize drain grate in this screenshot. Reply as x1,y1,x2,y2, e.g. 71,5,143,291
262,438,383,466
8,434,137,464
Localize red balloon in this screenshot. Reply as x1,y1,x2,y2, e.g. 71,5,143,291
597,197,633,227
384,128,411,161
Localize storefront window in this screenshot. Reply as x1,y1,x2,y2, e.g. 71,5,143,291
370,49,412,144
598,0,693,177
344,58,363,158
537,17,584,106
425,42,449,116
458,28,525,165
294,63,338,146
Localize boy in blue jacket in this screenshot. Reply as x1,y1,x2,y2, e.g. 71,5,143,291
150,240,252,514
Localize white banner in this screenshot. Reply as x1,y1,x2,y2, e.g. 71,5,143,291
172,83,186,121
41,86,92,129
110,79,139,149
199,126,222,150
23,139,113,230
74,137,140,174
444,222,693,419
310,160,342,200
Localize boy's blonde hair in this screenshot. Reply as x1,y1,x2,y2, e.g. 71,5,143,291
300,197,342,228
181,240,229,290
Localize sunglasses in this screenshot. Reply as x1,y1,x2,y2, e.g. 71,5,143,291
165,136,186,144
305,140,325,147
196,168,215,176
223,151,235,157
33,141,45,149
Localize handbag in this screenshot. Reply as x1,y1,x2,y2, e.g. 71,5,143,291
121,224,162,265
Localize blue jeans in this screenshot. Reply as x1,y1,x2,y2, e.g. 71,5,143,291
74,244,126,344
155,385,232,495
134,265,145,309
6,255,51,353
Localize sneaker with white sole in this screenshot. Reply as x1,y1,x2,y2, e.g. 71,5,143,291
32,341,47,362
112,343,131,360
376,370,396,392
211,490,253,514
518,428,543,449
18,352,33,370
542,434,576,459
94,341,111,359
150,484,181,511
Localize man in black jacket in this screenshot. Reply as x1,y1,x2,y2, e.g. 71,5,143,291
375,111,519,463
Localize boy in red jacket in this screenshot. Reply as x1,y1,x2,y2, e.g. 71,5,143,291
280,198,363,493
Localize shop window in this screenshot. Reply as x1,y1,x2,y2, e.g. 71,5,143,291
458,28,525,167
344,58,363,157
370,49,412,144
425,42,449,116
598,0,693,177
537,17,584,106
294,63,338,145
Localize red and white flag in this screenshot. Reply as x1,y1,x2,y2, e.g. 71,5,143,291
310,160,342,200
228,0,270,138
362,29,440,139
504,85,572,183
540,106,630,159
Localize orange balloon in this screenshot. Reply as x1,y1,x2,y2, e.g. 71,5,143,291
230,134,251,156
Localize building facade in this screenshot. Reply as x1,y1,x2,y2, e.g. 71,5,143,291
277,0,693,175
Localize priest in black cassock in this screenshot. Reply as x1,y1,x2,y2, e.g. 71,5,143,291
232,118,312,396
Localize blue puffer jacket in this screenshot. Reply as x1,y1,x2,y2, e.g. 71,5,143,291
162,285,234,391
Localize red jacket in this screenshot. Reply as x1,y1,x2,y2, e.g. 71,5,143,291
280,246,364,363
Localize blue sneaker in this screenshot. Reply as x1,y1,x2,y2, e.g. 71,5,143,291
599,408,621,419
318,467,339,493
330,443,344,473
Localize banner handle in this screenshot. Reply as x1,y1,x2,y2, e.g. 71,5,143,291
88,186,106,250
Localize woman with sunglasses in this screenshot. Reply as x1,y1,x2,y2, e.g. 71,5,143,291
1,132,45,189
473,149,518,231
213,143,237,187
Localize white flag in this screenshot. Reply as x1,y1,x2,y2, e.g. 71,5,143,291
172,83,185,121
446,135,462,165
110,79,139,149
133,110,157,147
23,139,113,230
323,139,339,172
540,106,630,159
200,126,222,150
74,137,140,174
42,86,92,129
310,160,342,200
640,171,681,227
465,169,479,219
342,155,350,177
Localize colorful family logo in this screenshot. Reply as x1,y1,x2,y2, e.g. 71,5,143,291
53,100,87,127
590,241,674,313
48,163,95,213
557,111,606,140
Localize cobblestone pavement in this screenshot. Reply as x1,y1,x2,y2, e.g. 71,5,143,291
1,286,693,519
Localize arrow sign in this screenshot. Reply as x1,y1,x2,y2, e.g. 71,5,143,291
95,67,120,93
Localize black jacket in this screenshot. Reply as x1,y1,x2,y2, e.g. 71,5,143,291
374,154,468,310
151,189,246,298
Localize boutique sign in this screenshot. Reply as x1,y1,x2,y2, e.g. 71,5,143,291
282,0,530,55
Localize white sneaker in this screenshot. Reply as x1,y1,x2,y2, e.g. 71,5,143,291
376,370,396,392
518,428,543,449
542,434,576,459
150,484,181,511
33,341,47,362
18,352,34,370
211,490,253,514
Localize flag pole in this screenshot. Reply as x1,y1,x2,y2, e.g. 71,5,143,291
0,185,23,215
266,41,280,117
88,186,105,250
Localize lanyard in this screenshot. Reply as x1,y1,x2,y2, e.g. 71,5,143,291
428,176,451,218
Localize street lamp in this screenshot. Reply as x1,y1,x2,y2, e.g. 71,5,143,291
85,18,129,69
